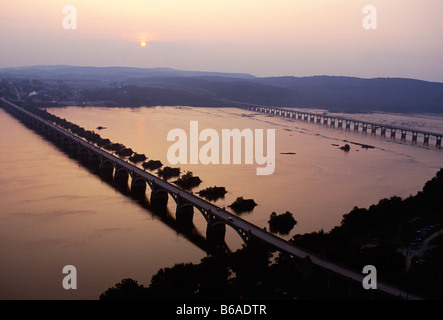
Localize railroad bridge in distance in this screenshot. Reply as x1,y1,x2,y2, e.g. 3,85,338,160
243,105,442,148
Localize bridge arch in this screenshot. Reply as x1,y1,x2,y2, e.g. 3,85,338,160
78,146,90,160
114,166,130,189
69,140,80,155
130,176,147,198
114,166,130,179
88,151,102,171
145,181,169,209
89,151,101,162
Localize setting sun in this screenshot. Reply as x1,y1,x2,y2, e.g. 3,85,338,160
140,41,147,47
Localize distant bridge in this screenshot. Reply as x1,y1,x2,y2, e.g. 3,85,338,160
1,98,424,300
242,105,443,148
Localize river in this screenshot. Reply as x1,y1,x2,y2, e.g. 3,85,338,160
0,105,442,299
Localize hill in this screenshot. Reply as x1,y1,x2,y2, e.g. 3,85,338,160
1,65,443,113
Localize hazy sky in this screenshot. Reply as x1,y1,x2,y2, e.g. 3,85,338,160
1,0,442,81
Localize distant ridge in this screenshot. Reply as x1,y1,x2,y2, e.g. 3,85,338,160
0,65,256,80
1,65,443,113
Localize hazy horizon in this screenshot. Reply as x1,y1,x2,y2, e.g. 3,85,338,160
1,0,443,82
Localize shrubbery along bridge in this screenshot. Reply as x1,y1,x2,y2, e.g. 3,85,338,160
1,98,426,299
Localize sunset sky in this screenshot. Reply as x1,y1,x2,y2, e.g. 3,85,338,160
1,0,442,81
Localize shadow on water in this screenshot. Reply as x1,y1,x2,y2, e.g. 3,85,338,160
5,109,230,255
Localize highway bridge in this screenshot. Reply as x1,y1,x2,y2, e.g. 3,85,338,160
1,98,424,299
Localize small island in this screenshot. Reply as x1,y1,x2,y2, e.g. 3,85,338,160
173,171,202,190
129,153,147,163
105,142,125,152
116,147,134,157
142,160,163,171
197,186,227,201
268,211,297,235
339,144,350,152
228,197,257,214
157,166,181,180
97,138,112,148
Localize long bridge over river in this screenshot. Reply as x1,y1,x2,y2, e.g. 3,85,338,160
242,105,443,148
1,98,424,300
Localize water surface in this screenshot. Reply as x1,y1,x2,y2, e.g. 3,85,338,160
1,105,442,299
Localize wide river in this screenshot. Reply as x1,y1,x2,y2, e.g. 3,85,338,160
1,105,442,299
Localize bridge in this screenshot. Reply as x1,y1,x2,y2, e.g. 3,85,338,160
243,105,443,148
1,98,424,300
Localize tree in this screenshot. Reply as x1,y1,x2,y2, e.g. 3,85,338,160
99,278,149,300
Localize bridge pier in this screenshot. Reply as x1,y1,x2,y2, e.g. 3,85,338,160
412,132,418,144
362,124,368,133
99,160,114,181
60,136,71,151
206,222,226,248
176,202,194,226
131,177,147,199
401,130,407,141
149,187,169,209
114,167,129,190
88,152,102,172
390,128,396,139
381,127,386,137
437,136,442,148
424,134,429,146
292,255,313,284
78,147,90,163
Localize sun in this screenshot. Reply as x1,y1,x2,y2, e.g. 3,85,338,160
140,41,147,48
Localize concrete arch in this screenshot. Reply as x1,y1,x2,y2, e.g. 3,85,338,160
176,203,194,225
224,222,251,243
130,176,147,197
195,207,212,224
60,135,70,145
78,146,90,158
145,181,169,208
88,151,102,170
206,221,226,244
114,167,130,190
99,159,114,180
89,152,101,162
193,207,250,244
114,167,130,179
69,140,80,154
